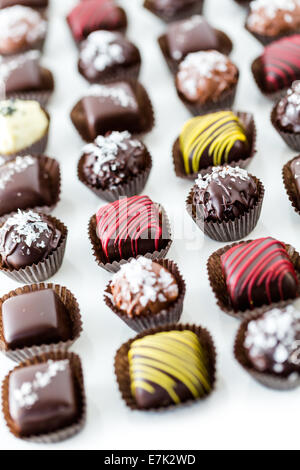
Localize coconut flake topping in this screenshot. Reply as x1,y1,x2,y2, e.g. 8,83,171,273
87,84,137,108
195,165,250,190
0,6,47,42
2,210,51,248
80,31,125,71
0,155,35,190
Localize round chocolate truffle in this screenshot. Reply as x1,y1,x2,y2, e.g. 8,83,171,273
82,131,148,190
176,50,238,104
110,257,179,317
244,306,300,376
275,81,300,132
0,210,61,270
193,166,259,222
0,5,47,55
78,30,141,84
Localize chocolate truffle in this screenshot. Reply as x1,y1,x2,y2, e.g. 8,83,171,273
81,131,148,190
179,111,249,175
244,306,300,376
8,359,77,436
221,237,299,311
0,99,49,156
129,330,211,409
258,35,300,93
176,50,238,104
2,289,72,350
0,1,48,8
78,30,141,84
71,81,153,141
110,257,179,317
144,0,204,23
96,195,170,263
290,156,300,206
67,0,127,43
274,81,300,132
0,210,61,270
0,155,54,216
0,5,47,55
193,166,258,223
246,0,300,38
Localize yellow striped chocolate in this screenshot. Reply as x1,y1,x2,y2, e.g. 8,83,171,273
179,111,248,175
128,330,211,408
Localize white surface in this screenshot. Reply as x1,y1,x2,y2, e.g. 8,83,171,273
0,0,299,451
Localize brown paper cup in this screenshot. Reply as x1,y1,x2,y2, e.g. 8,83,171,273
234,314,300,390
144,0,204,23
6,67,55,107
77,148,152,202
176,71,239,116
104,258,186,332
207,240,300,320
0,283,82,362
70,81,155,142
186,175,264,242
271,105,300,151
173,111,256,180
78,61,141,85
88,204,172,273
0,155,61,226
282,156,300,216
114,323,216,411
252,56,289,101
0,108,50,161
2,351,86,442
0,214,68,284
158,29,233,75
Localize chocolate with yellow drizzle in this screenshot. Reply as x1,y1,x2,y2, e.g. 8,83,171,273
179,111,249,175
128,330,211,408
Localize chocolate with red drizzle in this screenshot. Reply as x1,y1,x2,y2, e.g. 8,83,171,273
221,237,299,311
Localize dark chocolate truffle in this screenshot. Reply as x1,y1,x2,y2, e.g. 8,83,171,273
179,111,249,175
128,330,211,409
110,257,179,317
81,131,148,190
2,289,72,350
275,81,300,132
176,50,238,104
144,0,204,23
246,0,300,38
221,237,299,311
0,155,53,217
67,0,127,43
8,359,77,436
0,210,61,270
78,30,141,84
290,155,300,205
96,195,170,263
193,166,258,222
244,306,300,376
0,5,47,55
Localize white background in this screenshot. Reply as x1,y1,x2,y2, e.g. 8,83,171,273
0,0,299,451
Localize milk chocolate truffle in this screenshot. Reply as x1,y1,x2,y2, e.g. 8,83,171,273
221,237,299,311
0,5,47,55
144,0,204,23
0,210,61,270
193,166,258,223
67,0,127,44
176,50,238,114
110,257,179,318
243,306,300,377
81,131,149,190
0,99,49,157
0,155,55,217
246,0,300,40
78,31,141,84
7,359,78,437
128,330,212,409
1,289,72,350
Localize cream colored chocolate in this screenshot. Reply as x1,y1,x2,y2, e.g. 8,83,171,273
0,99,48,154
176,50,237,103
110,257,179,317
247,0,300,37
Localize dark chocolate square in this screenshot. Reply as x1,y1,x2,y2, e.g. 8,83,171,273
2,289,72,350
8,359,77,436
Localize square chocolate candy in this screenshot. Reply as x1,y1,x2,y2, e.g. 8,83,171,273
1,289,72,350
